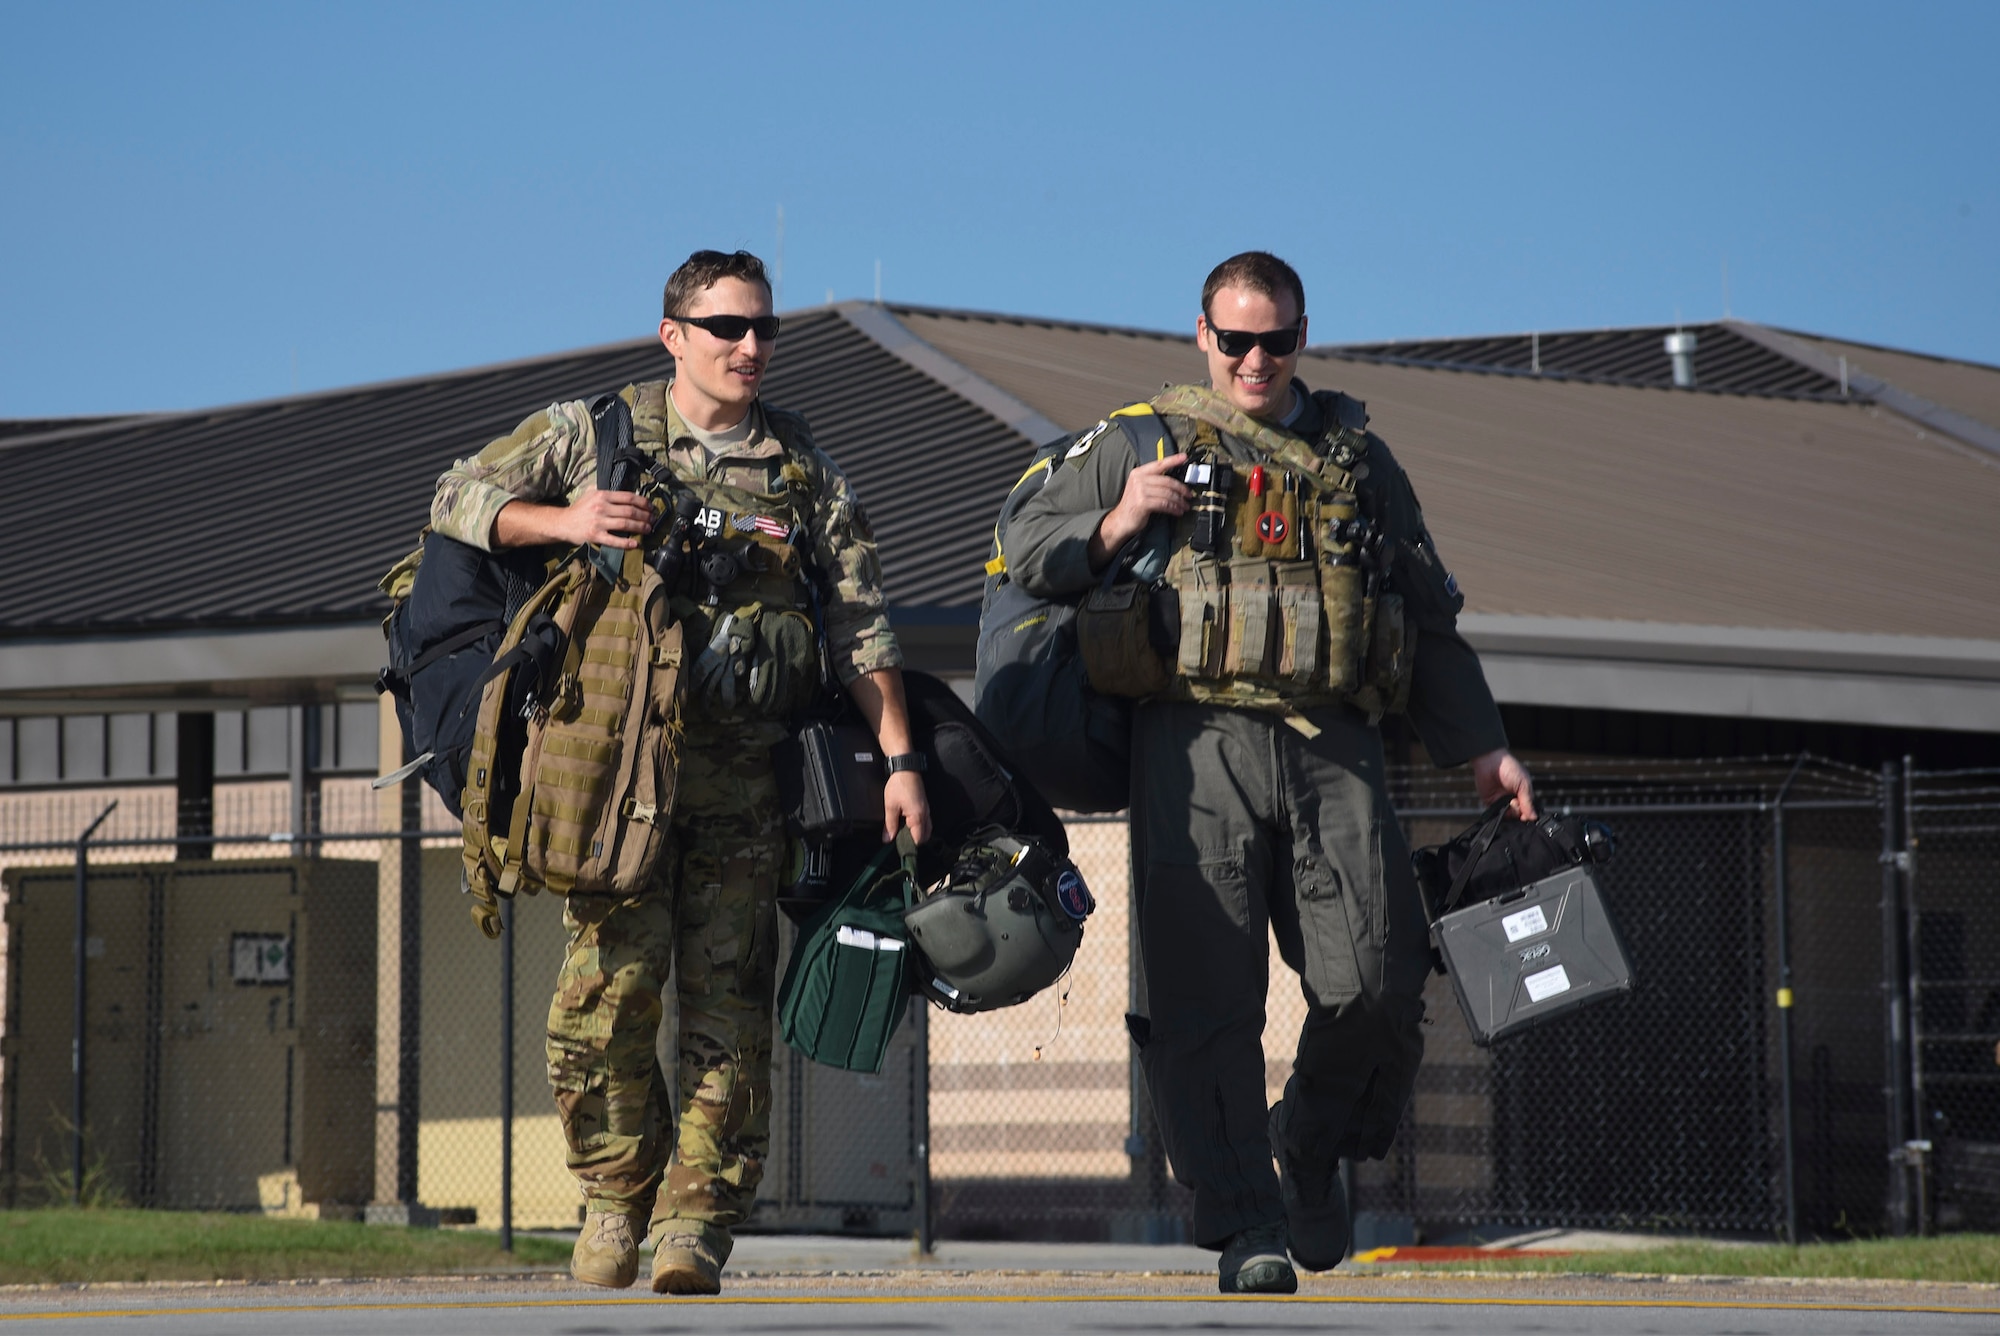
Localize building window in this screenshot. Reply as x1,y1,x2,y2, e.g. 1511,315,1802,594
17,717,59,784
108,713,153,780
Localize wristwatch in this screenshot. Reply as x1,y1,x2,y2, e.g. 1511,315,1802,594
884,752,928,775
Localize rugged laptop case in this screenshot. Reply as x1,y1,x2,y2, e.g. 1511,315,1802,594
1433,862,1634,1046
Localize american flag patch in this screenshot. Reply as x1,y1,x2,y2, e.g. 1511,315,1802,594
752,515,794,541
730,513,758,533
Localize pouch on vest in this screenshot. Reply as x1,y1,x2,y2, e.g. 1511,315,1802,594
1078,579,1173,698
1353,592,1415,719
776,831,918,1073
686,600,820,719
1316,494,1368,697
1174,553,1228,679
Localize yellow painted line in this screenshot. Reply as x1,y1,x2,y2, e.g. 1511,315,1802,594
0,1292,1997,1321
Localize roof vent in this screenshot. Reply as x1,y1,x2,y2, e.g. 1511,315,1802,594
1663,330,1698,388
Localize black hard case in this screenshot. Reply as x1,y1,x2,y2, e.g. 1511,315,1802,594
1432,863,1634,1046
773,720,886,837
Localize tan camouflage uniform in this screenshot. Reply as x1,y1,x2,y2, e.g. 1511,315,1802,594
431,384,900,1233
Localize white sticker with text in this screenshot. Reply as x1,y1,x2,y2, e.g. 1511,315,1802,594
1502,903,1549,942
1523,964,1572,1003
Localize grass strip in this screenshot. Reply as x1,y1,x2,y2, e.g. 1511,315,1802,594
0,1209,569,1284
1411,1236,2000,1285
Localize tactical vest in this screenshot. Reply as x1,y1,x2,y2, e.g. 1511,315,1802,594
626,380,825,720
1076,384,1415,720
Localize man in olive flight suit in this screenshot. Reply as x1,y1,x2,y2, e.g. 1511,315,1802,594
1005,251,1535,1294
431,250,931,1296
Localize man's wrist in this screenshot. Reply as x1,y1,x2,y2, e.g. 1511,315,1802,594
884,752,927,776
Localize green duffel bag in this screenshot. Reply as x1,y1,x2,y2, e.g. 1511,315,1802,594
776,830,918,1073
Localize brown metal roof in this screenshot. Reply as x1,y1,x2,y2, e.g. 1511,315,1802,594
6,303,1994,658
1788,332,2000,433
893,307,1207,435
894,307,2000,642
0,309,1024,636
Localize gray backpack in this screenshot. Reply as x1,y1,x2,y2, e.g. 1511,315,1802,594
971,434,1132,813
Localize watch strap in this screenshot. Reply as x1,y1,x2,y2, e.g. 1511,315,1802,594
884,752,928,775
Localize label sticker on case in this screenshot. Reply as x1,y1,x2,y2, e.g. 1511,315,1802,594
1502,904,1550,941
1523,964,1572,1002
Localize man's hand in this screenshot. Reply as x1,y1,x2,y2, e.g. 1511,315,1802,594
1089,452,1190,571
843,667,933,845
884,771,931,846
1472,748,1537,821
493,490,654,549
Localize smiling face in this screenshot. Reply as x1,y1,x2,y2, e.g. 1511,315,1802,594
658,274,774,431
1197,283,1307,421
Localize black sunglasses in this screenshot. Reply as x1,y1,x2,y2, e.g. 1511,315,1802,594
673,312,782,342
1208,319,1305,358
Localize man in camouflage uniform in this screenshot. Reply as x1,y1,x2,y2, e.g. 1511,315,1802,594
431,250,930,1296
1004,252,1534,1293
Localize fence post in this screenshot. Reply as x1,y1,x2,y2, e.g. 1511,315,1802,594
913,999,932,1257
71,801,118,1208
1901,754,1929,1235
500,893,514,1250
398,780,423,1204
1880,761,1912,1235
1773,755,1804,1244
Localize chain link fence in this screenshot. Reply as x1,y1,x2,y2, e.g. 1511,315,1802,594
1907,766,2000,1232
0,754,1991,1245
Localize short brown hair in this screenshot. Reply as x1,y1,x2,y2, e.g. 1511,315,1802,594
1201,251,1306,321
662,249,772,319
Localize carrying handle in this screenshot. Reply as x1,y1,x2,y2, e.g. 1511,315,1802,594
894,827,919,906
1436,795,1514,920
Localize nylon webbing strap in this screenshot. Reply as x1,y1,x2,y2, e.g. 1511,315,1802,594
589,393,639,586
1437,796,1515,921
1151,384,1359,496
404,620,505,679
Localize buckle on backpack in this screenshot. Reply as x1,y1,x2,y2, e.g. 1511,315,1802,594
651,645,681,668
620,797,659,826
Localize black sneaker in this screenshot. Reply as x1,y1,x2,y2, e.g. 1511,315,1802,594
1217,1219,1297,1294
1269,1104,1350,1271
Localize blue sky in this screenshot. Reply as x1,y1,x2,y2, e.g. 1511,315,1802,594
3,1,1994,416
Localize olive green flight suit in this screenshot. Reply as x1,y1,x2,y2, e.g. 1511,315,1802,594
1006,382,1507,1248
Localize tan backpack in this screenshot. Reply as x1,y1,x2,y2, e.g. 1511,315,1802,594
456,398,690,935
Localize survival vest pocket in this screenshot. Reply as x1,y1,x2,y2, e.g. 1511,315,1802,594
1273,560,1322,685
1222,558,1275,677
688,603,821,720
1078,581,1172,698
1356,592,1415,719
1319,554,1366,696
1176,554,1228,679
749,607,820,717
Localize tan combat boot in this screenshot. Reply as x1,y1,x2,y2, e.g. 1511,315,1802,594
571,1209,642,1289
650,1219,733,1296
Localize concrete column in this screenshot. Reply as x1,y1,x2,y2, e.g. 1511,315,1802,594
373,695,412,1205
